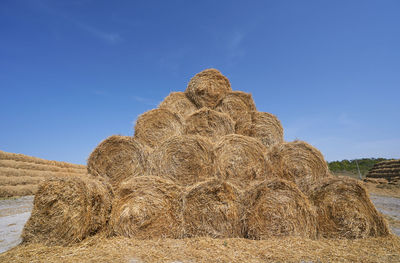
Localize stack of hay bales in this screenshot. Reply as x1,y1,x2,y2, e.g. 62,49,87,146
22,69,390,246
366,159,400,184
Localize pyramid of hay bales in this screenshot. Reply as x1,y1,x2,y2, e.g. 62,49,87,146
366,159,400,184
22,69,390,246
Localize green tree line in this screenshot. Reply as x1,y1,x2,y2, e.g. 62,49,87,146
328,158,390,176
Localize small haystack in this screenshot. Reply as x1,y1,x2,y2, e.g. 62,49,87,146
243,179,317,239
108,176,183,239
134,108,183,148
236,111,283,148
214,134,273,189
184,108,235,142
215,91,256,122
182,179,242,238
158,91,198,120
267,140,330,193
148,135,215,186
185,69,231,109
22,175,113,246
87,135,148,188
309,176,390,239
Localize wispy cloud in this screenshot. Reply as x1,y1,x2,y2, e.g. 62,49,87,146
132,96,158,107
227,31,246,63
76,22,122,44
158,48,188,75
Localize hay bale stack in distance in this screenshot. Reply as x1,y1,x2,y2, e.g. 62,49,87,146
243,179,317,239
309,176,390,239
108,176,183,239
184,108,235,142
216,91,256,122
185,68,232,109
267,140,330,193
149,135,215,186
22,175,113,246
236,111,284,148
158,91,198,120
87,135,148,188
183,179,242,238
134,108,183,148
214,134,273,189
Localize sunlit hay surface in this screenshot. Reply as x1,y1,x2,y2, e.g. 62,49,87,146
158,91,198,120
215,91,257,122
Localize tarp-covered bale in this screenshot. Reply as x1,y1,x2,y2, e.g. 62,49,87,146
149,135,215,186
108,176,183,239
21,175,113,246
134,108,183,148
182,179,242,238
185,69,231,109
158,92,198,120
216,91,256,122
309,176,390,239
87,135,148,188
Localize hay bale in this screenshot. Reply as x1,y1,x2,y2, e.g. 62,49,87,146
184,108,235,142
21,175,113,246
185,69,231,109
108,176,183,239
134,108,183,148
183,179,242,238
87,135,148,188
243,179,317,239
214,134,274,189
309,176,390,239
216,91,256,122
148,135,215,186
267,140,330,193
236,111,283,148
158,92,198,120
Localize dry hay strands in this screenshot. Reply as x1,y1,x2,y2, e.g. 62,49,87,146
148,135,215,186
158,91,198,120
243,179,317,239
109,176,183,239
0,159,86,174
235,111,283,148
309,176,390,239
215,91,256,122
87,135,148,188
134,108,183,148
0,184,38,198
214,134,274,189
185,68,232,109
184,108,235,142
183,179,242,238
22,175,113,246
267,140,330,193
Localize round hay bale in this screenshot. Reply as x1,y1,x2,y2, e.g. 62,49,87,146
216,91,256,122
183,179,242,238
185,68,232,108
214,134,274,189
158,92,198,120
236,111,283,148
134,108,183,148
108,176,183,239
267,140,329,193
21,175,113,246
309,176,390,239
149,135,215,186
184,108,235,142
87,135,148,188
243,179,317,239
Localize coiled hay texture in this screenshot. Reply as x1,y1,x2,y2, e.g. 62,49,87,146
183,179,242,238
148,135,215,186
243,179,317,240
267,140,330,193
309,176,390,239
185,68,231,109
21,175,113,246
214,134,273,189
216,91,256,122
184,108,234,142
158,91,198,120
236,111,283,148
109,176,183,239
134,108,183,148
87,135,148,188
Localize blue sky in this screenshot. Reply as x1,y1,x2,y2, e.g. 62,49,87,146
1,0,399,164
